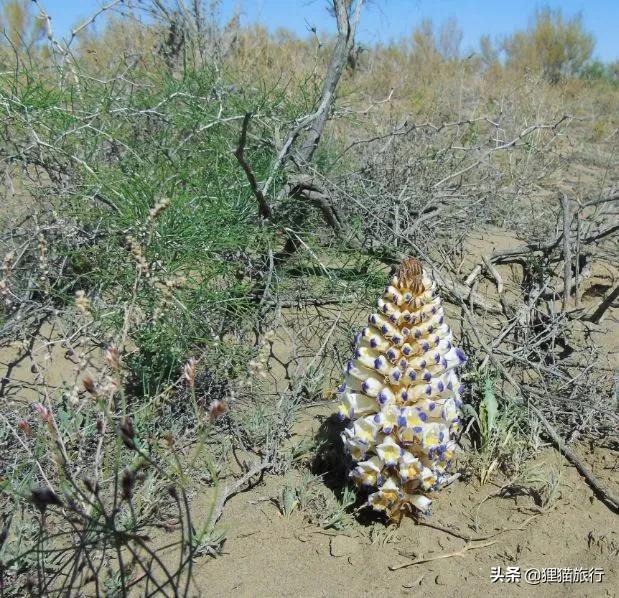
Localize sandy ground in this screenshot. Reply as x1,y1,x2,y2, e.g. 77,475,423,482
192,403,618,598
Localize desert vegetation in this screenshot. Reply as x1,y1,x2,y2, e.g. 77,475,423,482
0,0,617,595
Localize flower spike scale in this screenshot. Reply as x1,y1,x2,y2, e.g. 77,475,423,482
337,258,467,518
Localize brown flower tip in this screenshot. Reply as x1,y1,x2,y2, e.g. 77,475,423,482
105,345,121,371
18,419,33,436
396,257,424,294
119,418,137,450
83,375,98,396
32,402,51,423
208,399,227,422
183,357,196,388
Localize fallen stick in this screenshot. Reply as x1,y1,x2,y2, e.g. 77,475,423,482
524,398,619,514
561,193,572,313
414,514,538,543
389,540,498,571
482,255,504,294
207,459,272,532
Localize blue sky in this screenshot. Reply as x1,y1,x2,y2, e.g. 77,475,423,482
33,0,619,61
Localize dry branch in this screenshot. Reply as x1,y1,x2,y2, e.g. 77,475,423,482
234,113,272,220
561,193,572,312
389,540,498,571
207,459,272,533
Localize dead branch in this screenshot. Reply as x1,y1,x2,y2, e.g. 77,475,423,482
296,0,364,163
389,540,498,571
482,255,504,293
415,514,538,543
525,394,619,514
207,459,272,533
234,113,272,220
561,193,572,312
234,0,363,246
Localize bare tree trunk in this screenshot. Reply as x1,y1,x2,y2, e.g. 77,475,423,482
296,0,363,164
234,0,364,257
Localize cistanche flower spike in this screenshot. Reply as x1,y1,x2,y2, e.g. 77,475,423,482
336,257,466,519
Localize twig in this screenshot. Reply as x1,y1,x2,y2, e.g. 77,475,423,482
482,255,504,294
575,212,581,307
525,398,619,514
389,540,497,571
561,193,572,312
464,264,482,287
207,459,271,532
414,514,538,543
234,113,272,220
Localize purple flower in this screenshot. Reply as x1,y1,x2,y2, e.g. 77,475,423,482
456,348,467,364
